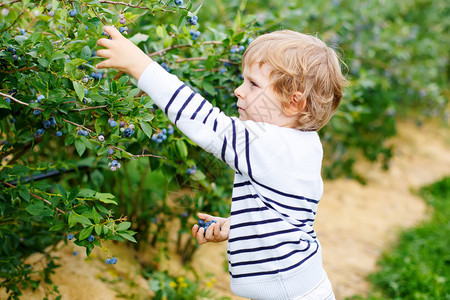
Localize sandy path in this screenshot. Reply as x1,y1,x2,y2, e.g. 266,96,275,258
2,120,449,300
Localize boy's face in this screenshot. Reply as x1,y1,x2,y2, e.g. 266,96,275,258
234,63,292,127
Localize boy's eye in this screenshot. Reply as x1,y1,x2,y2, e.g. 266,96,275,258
250,81,258,87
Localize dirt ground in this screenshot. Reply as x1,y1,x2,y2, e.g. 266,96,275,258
2,119,449,300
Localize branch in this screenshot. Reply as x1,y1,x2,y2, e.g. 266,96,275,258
0,0,22,8
61,118,93,133
111,145,166,160
0,66,38,74
73,105,108,112
98,0,177,13
0,92,44,111
2,181,66,215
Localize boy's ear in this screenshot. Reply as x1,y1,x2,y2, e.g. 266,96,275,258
285,91,306,116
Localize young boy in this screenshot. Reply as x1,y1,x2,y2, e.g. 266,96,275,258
97,26,345,300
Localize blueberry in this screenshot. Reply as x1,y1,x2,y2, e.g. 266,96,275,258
56,131,63,137
5,98,11,104
119,26,126,33
77,129,88,136
174,0,183,5
107,148,114,155
167,126,174,135
98,135,105,141
230,46,238,54
73,251,78,256
37,95,45,102
119,18,126,25
123,127,134,137
68,9,77,17
188,16,198,25
111,160,118,167
109,120,117,127
87,234,95,242
33,109,41,116
198,219,205,227
238,45,245,52
48,11,54,17
19,29,25,35
67,233,74,240
105,258,111,264
84,88,88,95
110,257,118,264
49,116,56,127
219,68,226,74
119,121,126,128
42,120,51,129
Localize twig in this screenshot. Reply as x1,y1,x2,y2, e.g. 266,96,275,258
2,181,66,215
73,105,108,112
61,118,93,132
98,0,177,13
111,145,166,159
0,92,44,111
0,0,22,8
0,66,38,74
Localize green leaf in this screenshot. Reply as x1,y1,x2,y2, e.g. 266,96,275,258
17,185,30,202
75,139,86,156
119,232,137,243
69,215,93,227
25,203,53,217
68,186,80,202
95,224,102,236
49,223,66,232
79,226,93,240
116,222,131,231
57,184,67,200
205,55,217,71
0,98,11,109
175,140,188,159
73,81,85,102
81,46,92,60
78,188,96,197
95,192,117,205
38,58,49,68
92,207,100,224
139,121,153,139
129,33,149,44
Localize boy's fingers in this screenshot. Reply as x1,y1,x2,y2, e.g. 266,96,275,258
96,49,112,59
96,59,113,69
191,224,199,238
196,227,206,244
97,37,114,48
103,25,123,39
213,222,221,238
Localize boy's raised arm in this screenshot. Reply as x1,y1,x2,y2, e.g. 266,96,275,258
96,26,153,80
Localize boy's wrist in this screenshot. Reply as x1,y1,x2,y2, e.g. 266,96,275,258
129,55,154,80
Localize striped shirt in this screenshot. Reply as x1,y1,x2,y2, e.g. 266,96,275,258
138,62,327,299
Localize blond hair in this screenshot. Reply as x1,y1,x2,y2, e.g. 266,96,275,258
242,30,347,131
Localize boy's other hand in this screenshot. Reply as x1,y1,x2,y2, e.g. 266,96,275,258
192,212,230,244
96,25,153,80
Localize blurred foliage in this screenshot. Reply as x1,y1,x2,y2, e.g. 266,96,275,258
351,177,449,299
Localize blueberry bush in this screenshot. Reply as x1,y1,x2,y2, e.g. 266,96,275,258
0,0,448,299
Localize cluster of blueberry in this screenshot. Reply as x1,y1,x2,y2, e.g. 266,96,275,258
90,71,104,80
77,129,88,136
105,257,118,265
151,126,174,143
119,13,126,25
187,15,198,26
189,29,201,40
198,219,217,236
108,159,121,171
186,165,197,175
5,46,18,61
230,45,245,54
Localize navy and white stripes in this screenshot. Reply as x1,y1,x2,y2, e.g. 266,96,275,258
138,62,326,298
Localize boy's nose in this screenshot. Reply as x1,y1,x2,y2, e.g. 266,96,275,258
234,84,245,99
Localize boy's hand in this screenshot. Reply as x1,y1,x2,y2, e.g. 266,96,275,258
192,213,230,244
96,26,153,80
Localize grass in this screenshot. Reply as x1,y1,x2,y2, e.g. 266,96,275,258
351,177,450,300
